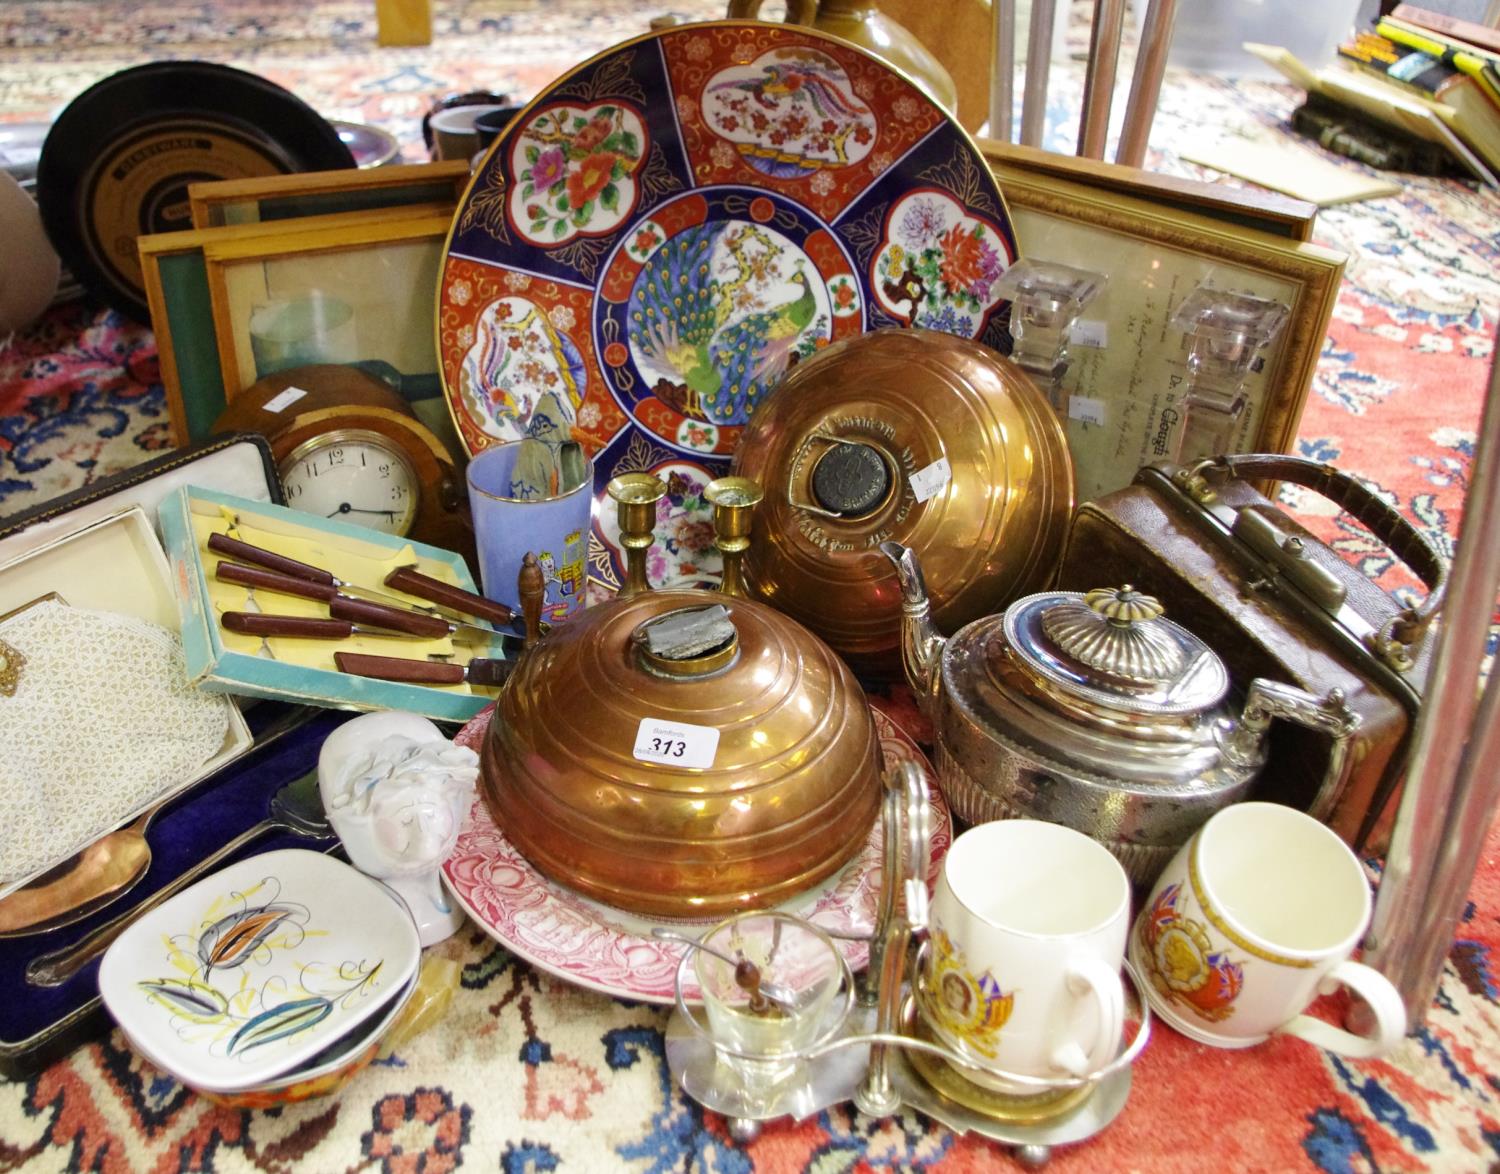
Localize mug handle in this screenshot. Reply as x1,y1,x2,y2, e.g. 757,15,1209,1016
1052,955,1126,1076
1276,960,1408,1058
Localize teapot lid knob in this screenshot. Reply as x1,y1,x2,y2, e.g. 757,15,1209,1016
1083,585,1165,626
1041,585,1187,686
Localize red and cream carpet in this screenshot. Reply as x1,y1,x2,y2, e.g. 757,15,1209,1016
2,2,1499,1170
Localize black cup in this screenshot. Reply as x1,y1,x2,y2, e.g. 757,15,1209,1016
421,90,511,152
474,105,527,152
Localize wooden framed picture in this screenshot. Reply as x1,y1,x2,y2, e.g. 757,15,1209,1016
986,161,1346,502
187,160,472,229
982,139,1321,242
199,212,455,442
139,203,454,444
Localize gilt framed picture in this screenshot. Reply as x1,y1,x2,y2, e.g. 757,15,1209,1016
987,162,1346,501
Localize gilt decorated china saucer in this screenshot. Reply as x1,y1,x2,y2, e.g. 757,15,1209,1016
443,705,952,1004
437,20,1018,588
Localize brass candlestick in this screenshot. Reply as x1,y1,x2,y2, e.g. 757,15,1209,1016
607,473,666,597
705,477,763,599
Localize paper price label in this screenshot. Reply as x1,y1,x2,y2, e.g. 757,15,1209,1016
909,456,952,504
633,717,720,769
263,385,309,413
1068,395,1108,427
1071,320,1108,349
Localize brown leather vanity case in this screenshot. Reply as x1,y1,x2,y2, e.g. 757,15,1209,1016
1056,454,1446,854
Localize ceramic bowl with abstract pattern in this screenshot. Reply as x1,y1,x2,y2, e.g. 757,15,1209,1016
99,849,421,1093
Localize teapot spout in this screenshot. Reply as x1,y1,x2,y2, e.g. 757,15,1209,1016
879,541,945,717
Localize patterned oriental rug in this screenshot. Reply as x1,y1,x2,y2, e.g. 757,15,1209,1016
2,2,1500,1171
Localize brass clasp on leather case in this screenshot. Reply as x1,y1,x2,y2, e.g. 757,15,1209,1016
1231,508,1347,614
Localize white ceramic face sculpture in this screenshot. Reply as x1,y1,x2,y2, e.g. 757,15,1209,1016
318,712,480,946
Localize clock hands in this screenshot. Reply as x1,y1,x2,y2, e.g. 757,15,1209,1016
327,503,401,521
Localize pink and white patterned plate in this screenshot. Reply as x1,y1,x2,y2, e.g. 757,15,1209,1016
443,706,951,1004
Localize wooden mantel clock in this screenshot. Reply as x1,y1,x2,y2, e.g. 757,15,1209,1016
210,365,476,567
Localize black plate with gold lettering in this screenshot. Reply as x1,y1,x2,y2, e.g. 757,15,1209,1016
35,61,354,321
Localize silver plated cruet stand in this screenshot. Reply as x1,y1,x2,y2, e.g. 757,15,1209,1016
662,761,1153,1164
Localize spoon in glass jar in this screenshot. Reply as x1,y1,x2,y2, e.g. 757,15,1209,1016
651,926,800,1014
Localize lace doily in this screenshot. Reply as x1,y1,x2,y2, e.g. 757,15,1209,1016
0,600,229,884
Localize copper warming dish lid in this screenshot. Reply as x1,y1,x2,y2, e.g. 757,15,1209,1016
730,327,1074,674
480,589,882,918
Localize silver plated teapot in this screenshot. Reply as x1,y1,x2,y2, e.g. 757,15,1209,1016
881,542,1360,884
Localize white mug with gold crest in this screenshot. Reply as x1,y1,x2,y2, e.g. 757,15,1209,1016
920,819,1130,1093
1129,801,1406,1056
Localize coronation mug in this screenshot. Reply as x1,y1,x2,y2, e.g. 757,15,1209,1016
1129,801,1406,1056
921,819,1130,1093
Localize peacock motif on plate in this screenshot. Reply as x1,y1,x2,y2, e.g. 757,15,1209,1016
437,20,1019,589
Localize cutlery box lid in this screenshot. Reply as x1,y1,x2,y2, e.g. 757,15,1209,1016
0,507,254,902
160,485,502,723
0,705,351,1080
0,432,282,562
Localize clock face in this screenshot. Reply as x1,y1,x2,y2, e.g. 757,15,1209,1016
279,430,421,536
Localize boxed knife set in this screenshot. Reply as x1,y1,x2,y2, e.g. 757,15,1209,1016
160,486,516,722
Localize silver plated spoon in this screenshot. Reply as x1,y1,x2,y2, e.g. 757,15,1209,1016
650,926,801,1013
26,769,331,988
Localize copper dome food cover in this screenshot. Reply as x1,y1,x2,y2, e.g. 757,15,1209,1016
730,328,1075,673
480,589,882,918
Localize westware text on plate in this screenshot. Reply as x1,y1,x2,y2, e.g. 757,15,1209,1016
436,20,1017,590
443,706,951,1003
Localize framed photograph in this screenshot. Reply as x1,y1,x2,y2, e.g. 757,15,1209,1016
987,162,1346,502
983,140,1320,242
200,212,453,437
187,160,472,229
139,203,454,444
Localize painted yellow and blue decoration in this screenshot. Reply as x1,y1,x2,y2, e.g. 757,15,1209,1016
924,926,1014,1059
537,528,587,615
1137,882,1243,1023
137,876,384,1061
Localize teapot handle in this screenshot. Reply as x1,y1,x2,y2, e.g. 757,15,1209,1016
1228,678,1362,825
727,0,820,23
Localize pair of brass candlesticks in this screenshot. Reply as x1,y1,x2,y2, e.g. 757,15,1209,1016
606,473,764,596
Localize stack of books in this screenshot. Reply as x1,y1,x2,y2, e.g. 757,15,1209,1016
1248,4,1500,186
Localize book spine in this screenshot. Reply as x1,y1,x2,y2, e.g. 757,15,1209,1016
1390,3,1500,57
1337,36,1455,98
1377,18,1500,109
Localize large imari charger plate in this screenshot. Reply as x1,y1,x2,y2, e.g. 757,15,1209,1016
443,706,952,1004
437,21,1018,588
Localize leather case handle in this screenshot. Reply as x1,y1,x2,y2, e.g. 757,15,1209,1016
1187,454,1447,651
